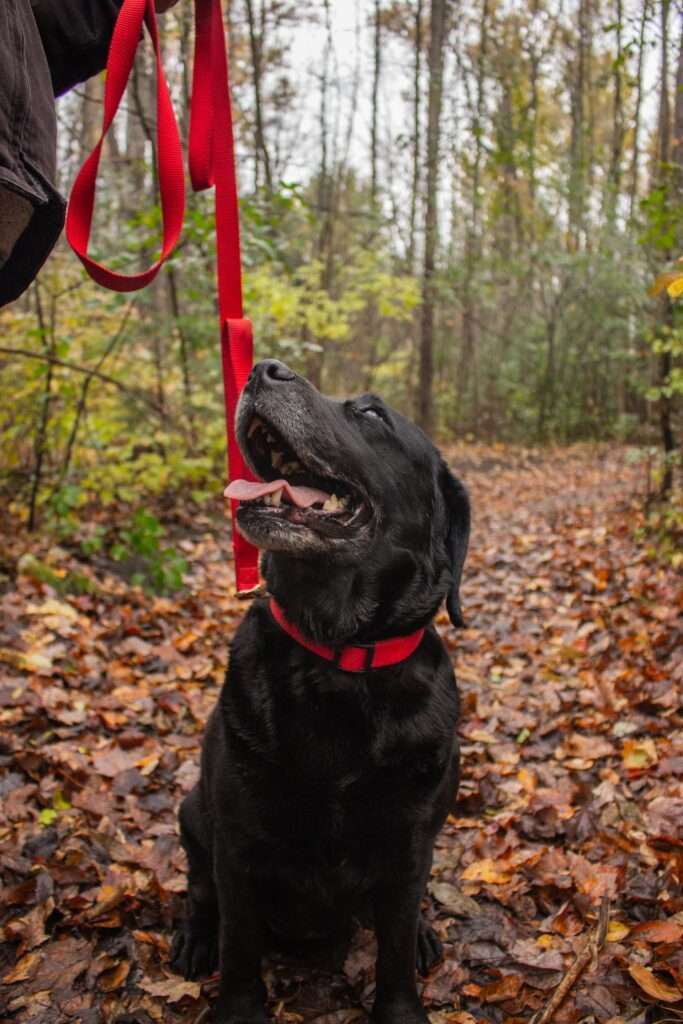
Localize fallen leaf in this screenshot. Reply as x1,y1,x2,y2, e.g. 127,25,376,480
2,952,42,984
607,921,631,942
429,882,482,916
479,974,523,1003
630,920,683,944
460,858,514,885
628,964,683,1002
139,976,202,1003
623,739,658,770
98,960,131,992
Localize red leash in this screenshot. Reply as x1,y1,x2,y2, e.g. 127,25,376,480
66,0,260,595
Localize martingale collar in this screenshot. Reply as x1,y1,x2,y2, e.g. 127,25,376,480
269,598,425,673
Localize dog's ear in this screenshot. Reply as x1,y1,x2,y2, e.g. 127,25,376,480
438,462,470,628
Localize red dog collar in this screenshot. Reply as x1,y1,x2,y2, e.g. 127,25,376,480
269,598,425,673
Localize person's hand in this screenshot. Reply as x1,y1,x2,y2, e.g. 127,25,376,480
155,0,180,11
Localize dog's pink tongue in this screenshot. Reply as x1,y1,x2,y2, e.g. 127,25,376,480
225,479,330,509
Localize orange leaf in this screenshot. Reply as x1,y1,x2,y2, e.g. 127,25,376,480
630,920,683,944
628,964,683,1002
623,739,658,770
479,974,523,1004
460,858,514,884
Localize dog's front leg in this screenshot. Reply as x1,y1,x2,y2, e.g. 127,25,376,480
212,855,268,1024
371,870,430,1024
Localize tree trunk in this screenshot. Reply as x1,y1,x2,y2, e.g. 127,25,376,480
306,0,334,389
417,0,449,434
370,0,382,207
28,283,54,531
456,0,488,427
628,0,649,221
654,0,676,498
408,0,423,270
245,0,273,193
607,0,624,205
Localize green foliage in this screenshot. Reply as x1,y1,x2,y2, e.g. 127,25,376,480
17,553,97,595
111,510,188,594
640,495,683,569
645,326,683,402
640,188,682,252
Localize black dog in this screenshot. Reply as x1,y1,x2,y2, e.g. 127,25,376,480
171,360,470,1024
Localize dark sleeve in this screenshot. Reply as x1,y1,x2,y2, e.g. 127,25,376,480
30,0,125,97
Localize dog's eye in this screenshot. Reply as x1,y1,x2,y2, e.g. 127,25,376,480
358,405,388,424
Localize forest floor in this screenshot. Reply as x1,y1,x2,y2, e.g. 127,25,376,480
0,444,682,1024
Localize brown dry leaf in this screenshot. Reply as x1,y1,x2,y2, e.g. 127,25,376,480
429,882,481,917
92,745,144,777
139,976,202,1003
569,854,620,902
2,952,42,984
558,733,615,762
83,883,127,921
628,964,683,1002
98,959,131,992
3,898,54,953
26,598,79,629
133,930,171,954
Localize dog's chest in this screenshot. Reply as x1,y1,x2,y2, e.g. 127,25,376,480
226,672,447,847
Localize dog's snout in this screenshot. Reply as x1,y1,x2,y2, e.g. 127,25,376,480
251,359,296,385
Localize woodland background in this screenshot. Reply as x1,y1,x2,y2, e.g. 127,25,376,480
0,0,682,549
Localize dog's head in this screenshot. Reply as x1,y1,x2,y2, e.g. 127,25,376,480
228,360,470,641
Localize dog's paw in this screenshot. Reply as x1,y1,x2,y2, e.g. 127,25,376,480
212,1017,269,1024
372,995,430,1024
170,921,218,980
211,992,269,1024
416,917,442,977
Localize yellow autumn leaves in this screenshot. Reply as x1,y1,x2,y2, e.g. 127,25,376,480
650,257,683,299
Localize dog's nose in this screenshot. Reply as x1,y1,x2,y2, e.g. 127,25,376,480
251,359,296,384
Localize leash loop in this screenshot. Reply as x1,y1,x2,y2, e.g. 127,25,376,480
65,0,185,290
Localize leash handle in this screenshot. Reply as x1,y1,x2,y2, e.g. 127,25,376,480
66,0,260,593
65,0,185,290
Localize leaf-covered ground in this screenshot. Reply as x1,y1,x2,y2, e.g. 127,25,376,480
1,445,682,1024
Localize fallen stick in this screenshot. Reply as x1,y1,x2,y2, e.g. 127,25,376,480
530,897,609,1024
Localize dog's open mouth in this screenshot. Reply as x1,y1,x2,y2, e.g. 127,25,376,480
225,416,369,536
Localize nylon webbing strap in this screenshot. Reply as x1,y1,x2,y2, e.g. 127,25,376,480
65,0,260,594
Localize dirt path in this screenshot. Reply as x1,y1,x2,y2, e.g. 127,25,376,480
0,446,681,1024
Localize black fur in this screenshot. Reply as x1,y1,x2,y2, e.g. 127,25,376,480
171,361,470,1024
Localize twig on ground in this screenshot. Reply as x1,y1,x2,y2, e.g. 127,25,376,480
530,897,610,1024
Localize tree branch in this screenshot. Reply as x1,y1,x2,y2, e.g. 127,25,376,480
0,345,168,419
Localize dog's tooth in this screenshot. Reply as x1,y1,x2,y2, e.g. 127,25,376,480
247,417,262,439
323,494,340,512
263,494,272,506
271,450,284,469
271,488,283,506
